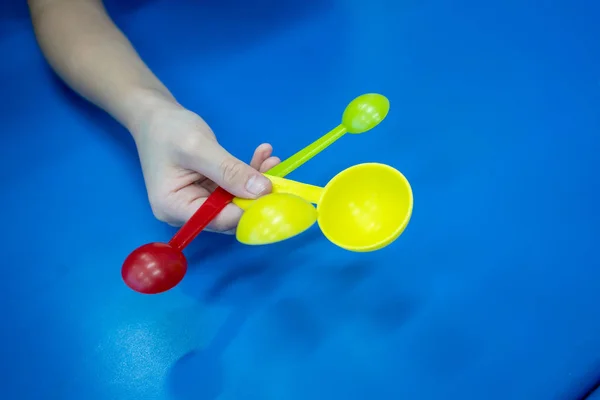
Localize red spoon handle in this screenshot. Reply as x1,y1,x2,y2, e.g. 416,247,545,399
168,187,234,251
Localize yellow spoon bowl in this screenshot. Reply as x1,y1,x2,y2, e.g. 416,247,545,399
236,193,317,245
235,163,413,252
317,163,413,252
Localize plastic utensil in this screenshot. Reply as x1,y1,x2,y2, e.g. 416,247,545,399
121,187,232,295
121,93,390,294
233,192,319,245
235,163,413,252
265,93,390,177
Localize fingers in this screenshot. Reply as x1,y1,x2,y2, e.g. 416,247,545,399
157,142,282,233
154,184,244,233
260,156,281,173
249,144,280,172
183,140,273,199
250,143,273,170
189,200,243,233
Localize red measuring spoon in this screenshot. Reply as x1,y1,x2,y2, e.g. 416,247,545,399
121,187,233,294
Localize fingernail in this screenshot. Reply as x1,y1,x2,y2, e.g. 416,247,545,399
245,174,268,196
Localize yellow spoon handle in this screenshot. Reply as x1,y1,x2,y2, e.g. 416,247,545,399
233,175,324,210
266,175,323,203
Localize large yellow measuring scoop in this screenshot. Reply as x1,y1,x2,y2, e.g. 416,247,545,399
234,163,413,252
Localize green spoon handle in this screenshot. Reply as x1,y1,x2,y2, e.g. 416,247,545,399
266,124,347,177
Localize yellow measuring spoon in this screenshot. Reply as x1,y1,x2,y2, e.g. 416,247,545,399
236,163,413,252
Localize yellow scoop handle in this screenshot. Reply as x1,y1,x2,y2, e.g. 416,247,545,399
233,175,323,210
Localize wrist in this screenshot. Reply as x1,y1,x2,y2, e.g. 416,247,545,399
125,87,181,142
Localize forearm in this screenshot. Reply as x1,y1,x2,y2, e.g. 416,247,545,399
28,0,178,135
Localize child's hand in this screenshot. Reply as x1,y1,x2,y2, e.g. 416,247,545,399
132,104,280,233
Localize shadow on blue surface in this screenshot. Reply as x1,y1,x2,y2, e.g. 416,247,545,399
169,226,420,399
169,236,305,399
585,385,600,400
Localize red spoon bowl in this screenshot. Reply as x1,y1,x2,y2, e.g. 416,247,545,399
121,187,234,294
122,242,188,294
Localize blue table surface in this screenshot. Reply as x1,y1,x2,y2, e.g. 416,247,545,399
1,0,599,399
590,389,600,400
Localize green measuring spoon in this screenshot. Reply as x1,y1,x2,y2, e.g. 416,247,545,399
266,93,390,177
233,93,389,210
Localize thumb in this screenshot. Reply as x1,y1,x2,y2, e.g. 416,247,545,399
192,141,272,199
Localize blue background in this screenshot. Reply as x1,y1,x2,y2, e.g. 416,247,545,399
1,0,599,399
